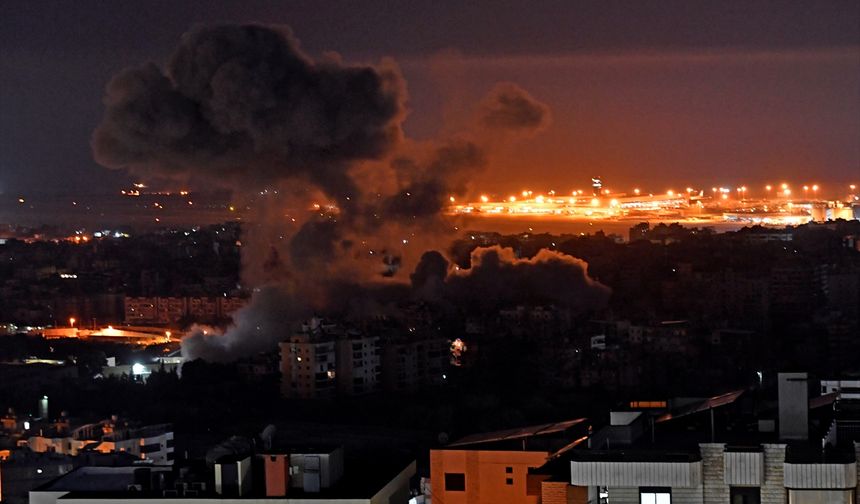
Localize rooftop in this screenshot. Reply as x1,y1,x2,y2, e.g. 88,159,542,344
447,418,587,448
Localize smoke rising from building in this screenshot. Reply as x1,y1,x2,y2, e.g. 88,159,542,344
412,246,611,313
92,23,604,361
183,245,609,362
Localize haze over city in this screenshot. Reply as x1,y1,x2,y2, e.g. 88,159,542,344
2,0,858,199
1,2,859,504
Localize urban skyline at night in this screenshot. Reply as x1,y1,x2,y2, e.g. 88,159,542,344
2,0,859,199
1,2,859,504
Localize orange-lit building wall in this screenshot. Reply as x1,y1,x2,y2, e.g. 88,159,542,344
430,449,549,504
263,454,289,496
541,480,588,504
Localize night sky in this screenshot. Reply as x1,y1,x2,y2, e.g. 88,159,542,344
2,0,858,197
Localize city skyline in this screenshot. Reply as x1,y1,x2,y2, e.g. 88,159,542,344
1,0,859,199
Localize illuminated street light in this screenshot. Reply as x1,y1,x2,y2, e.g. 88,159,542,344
69,317,76,327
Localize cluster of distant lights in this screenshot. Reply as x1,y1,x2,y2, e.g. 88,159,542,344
63,229,130,244
454,182,857,208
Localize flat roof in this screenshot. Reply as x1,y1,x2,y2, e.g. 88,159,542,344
35,466,172,493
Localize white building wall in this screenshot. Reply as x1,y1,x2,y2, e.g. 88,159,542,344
724,451,763,486
606,487,639,504
608,484,705,504
673,485,704,504
783,463,856,489
570,460,702,487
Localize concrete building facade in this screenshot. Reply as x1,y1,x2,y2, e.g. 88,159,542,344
569,442,859,504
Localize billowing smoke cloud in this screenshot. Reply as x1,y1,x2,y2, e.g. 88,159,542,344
181,286,301,362
413,246,610,313
379,139,487,222
186,246,609,362
182,280,414,362
93,23,579,362
93,24,406,195
478,83,551,135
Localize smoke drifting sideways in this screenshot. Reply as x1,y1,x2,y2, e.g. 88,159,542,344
478,83,552,136
412,246,611,314
183,246,610,361
91,23,593,362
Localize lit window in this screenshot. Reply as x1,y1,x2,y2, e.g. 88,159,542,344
640,488,671,504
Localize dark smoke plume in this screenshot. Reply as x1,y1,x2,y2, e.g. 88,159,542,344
379,139,487,222
478,83,551,135
413,246,610,313
93,24,406,194
93,23,572,362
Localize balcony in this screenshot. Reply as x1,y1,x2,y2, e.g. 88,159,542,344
724,447,764,486
570,451,702,488
784,463,857,489
783,444,856,489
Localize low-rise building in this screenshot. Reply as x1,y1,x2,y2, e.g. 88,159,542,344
429,418,588,504
25,418,174,465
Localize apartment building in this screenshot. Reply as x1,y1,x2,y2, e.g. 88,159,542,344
124,296,246,325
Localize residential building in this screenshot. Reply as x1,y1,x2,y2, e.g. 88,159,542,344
429,418,588,504
124,296,246,325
